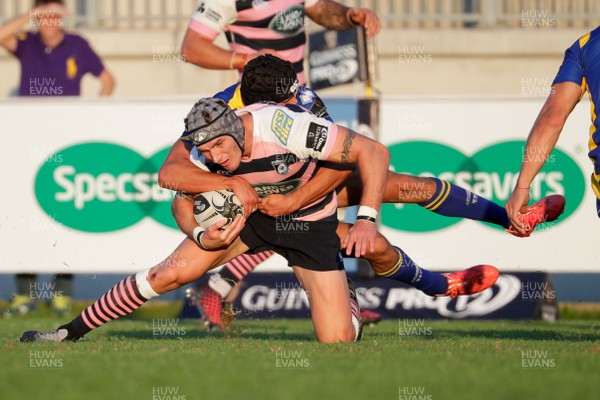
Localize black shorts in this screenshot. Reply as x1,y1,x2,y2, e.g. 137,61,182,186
239,212,344,272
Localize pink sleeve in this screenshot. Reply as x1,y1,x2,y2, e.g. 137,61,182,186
188,19,220,40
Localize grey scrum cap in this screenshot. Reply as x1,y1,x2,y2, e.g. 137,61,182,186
184,98,245,150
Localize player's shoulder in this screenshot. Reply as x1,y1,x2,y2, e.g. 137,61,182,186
235,0,260,12
296,86,331,120
193,0,238,24
295,87,317,106
578,26,600,49
213,83,243,109
241,102,310,118
283,103,310,115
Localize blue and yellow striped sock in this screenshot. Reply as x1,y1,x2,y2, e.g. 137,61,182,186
377,247,448,296
419,178,510,228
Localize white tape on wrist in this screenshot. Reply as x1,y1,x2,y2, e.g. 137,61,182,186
192,226,205,245
357,205,378,219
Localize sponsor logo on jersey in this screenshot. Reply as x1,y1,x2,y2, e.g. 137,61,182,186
269,5,305,37
298,89,315,105
306,122,328,152
310,97,329,119
196,2,221,23
271,159,290,175
271,109,294,145
252,180,301,197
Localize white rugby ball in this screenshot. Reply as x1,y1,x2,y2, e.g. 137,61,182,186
193,189,244,229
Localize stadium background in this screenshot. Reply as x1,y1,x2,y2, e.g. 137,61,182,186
1,1,599,308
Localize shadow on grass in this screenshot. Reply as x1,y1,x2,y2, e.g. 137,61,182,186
105,329,314,342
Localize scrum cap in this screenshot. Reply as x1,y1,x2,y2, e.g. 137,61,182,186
184,98,245,150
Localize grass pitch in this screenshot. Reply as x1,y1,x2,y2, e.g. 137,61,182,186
1,313,599,400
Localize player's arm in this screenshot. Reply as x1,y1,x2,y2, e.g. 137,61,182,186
181,28,282,70
181,28,248,70
258,164,353,216
326,126,389,213
305,0,381,38
158,138,259,215
505,81,582,232
330,126,389,257
180,1,281,70
295,121,389,257
180,1,240,69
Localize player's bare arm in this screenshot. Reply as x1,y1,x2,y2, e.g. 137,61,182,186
258,165,353,216
505,81,581,232
158,138,259,215
181,28,280,70
326,126,390,257
181,29,245,69
305,0,381,38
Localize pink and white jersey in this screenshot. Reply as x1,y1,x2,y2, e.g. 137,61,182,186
188,0,319,84
189,103,339,221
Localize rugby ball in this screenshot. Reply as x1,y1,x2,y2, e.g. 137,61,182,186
193,190,244,229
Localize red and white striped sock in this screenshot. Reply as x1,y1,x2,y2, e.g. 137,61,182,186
65,272,158,339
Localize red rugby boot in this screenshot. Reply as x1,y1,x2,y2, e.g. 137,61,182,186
441,265,500,299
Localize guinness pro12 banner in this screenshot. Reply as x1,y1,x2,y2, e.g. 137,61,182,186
308,26,373,90
180,272,558,321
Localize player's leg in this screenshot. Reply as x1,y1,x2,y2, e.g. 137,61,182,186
336,170,564,236
172,194,273,329
244,211,358,342
293,267,356,343
335,222,498,297
173,194,271,293
20,237,250,342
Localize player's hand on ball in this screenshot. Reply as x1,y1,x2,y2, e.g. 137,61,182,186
228,176,259,215
343,220,377,258
258,194,300,217
200,215,246,250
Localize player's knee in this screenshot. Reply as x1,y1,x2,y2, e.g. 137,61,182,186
363,232,392,262
150,263,182,291
373,233,390,255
